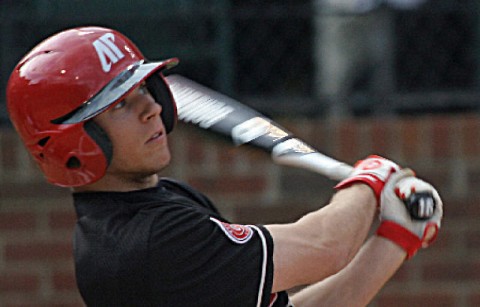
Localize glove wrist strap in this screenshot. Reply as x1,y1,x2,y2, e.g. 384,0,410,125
376,220,422,259
335,174,384,203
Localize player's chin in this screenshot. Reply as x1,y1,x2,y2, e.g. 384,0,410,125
139,162,170,179
146,144,171,162
154,151,171,170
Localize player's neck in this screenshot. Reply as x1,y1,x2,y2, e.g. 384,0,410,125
72,173,160,193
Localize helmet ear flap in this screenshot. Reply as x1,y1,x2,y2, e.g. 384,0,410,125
146,74,177,134
28,124,109,187
83,120,113,166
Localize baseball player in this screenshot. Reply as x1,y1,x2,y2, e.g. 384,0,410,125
6,26,443,306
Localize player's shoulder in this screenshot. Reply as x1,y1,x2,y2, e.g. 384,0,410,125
158,177,219,214
158,177,194,193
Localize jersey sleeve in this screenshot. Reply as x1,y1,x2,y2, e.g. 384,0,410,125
146,203,278,307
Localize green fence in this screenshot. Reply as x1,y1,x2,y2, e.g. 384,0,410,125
1,0,479,124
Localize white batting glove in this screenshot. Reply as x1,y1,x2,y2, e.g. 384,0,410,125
376,169,443,259
335,155,400,204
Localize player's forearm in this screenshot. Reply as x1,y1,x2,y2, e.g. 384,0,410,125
267,184,377,290
297,183,377,264
326,183,377,249
291,236,406,307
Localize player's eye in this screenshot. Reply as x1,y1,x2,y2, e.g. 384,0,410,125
138,83,149,95
113,100,126,110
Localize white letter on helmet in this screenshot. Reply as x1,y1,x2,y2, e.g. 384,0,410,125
93,33,125,72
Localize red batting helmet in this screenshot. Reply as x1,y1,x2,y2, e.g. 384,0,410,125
7,26,179,187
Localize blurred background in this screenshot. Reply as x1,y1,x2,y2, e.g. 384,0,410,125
1,0,479,306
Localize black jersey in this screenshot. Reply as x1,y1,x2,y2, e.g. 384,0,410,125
73,178,292,306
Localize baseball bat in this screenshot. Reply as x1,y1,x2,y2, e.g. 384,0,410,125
165,74,435,220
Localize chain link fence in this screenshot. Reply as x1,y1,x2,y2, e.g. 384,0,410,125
0,0,479,124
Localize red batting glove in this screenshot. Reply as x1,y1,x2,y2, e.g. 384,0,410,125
376,169,443,259
335,155,400,203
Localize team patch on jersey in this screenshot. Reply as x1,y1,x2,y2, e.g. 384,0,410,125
210,217,254,244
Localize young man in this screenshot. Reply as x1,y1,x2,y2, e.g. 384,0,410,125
6,26,442,306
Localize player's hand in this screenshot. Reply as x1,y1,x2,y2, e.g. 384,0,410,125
376,169,443,259
335,155,400,203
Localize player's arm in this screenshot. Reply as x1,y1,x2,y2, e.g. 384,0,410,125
290,169,443,307
265,156,399,292
290,235,405,306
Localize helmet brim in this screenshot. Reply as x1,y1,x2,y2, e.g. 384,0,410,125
52,58,178,125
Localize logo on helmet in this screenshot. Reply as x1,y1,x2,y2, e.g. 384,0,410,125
92,33,125,72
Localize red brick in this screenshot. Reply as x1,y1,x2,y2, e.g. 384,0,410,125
5,242,73,261
52,271,77,291
278,118,302,136
49,211,77,230
376,292,455,307
422,259,480,282
414,167,450,193
369,119,392,155
278,170,334,200
0,212,36,231
188,175,267,195
470,292,480,306
1,182,70,199
0,272,39,292
241,146,270,166
1,132,21,171
469,169,480,196
431,116,453,159
336,119,359,162
424,225,453,254
234,201,313,224
217,145,238,166
185,136,207,164
466,230,480,250
400,117,423,160
389,260,414,282
444,197,480,219
305,121,329,153
460,115,480,158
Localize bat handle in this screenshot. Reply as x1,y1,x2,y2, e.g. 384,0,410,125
270,139,354,181
403,191,437,220
278,152,353,181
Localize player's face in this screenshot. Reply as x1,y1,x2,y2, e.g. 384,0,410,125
93,82,171,184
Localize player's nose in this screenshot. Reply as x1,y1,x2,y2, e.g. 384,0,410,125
140,96,162,122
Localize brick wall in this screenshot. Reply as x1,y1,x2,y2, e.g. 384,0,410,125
1,114,479,306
